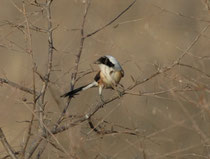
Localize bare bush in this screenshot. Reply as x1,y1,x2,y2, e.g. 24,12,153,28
0,0,210,159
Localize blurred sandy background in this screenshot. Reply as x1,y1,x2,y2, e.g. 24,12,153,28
0,0,210,158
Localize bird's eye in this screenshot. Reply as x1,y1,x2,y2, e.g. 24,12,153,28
105,58,108,64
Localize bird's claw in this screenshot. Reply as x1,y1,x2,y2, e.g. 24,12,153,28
100,95,105,106
118,91,123,97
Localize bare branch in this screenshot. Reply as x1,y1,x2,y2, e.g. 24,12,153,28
25,137,42,159
128,24,209,91
152,4,210,23
24,1,55,158
21,0,38,156
56,0,92,128
0,77,37,95
38,0,54,133
70,0,91,90
87,118,141,136
85,0,137,38
0,128,18,159
1,20,47,33
178,63,210,78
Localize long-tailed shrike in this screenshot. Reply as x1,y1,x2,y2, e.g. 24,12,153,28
61,55,124,102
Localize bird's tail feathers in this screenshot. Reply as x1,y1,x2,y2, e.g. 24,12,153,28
60,81,97,98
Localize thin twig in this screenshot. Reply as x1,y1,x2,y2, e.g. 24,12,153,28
2,20,47,33
1,152,20,159
152,4,210,23
21,1,38,156
35,141,48,159
39,0,54,134
127,24,209,91
56,0,91,128
70,0,91,90
178,63,210,78
24,1,55,158
0,128,18,159
85,0,137,38
0,77,37,95
88,118,141,136
125,87,196,97
25,137,42,159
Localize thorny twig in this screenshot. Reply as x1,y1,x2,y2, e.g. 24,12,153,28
56,0,92,127
24,0,55,158
21,0,37,157
36,0,54,135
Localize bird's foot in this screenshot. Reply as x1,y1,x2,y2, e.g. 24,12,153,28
100,95,105,106
117,90,124,98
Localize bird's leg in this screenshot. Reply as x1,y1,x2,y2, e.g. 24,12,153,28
118,83,125,90
99,85,105,104
118,83,125,96
100,94,105,103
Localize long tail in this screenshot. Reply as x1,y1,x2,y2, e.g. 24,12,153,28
60,81,98,98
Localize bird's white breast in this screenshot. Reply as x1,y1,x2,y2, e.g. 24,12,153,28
99,64,122,87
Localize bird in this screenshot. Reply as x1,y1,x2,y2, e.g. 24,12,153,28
61,55,124,102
